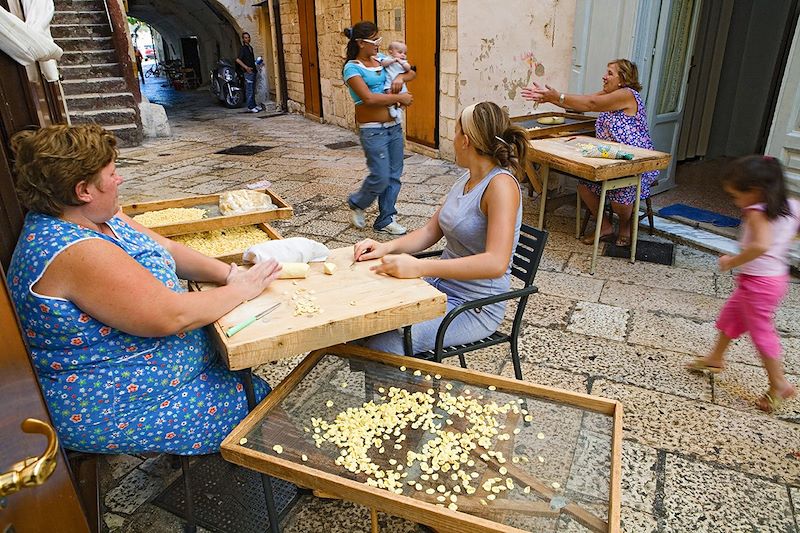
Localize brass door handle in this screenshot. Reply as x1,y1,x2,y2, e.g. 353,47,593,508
0,418,59,497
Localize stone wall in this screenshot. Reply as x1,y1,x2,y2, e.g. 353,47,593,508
279,0,305,112
438,0,458,160
276,0,578,160
316,0,353,128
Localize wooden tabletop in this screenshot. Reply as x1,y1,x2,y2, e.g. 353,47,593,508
527,136,670,181
193,247,447,370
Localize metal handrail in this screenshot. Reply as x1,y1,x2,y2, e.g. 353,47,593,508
102,0,113,33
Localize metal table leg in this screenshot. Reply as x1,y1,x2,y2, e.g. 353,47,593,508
630,174,642,264
590,181,608,275
536,164,550,229
575,185,582,239
241,371,281,533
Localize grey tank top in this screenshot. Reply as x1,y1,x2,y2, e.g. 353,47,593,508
428,166,522,328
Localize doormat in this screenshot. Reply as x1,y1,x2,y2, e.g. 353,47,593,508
658,203,740,227
153,454,300,533
215,145,274,156
325,140,359,150
603,239,674,265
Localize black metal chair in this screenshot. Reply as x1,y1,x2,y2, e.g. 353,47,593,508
402,224,548,380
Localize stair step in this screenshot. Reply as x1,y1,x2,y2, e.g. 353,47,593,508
51,10,108,25
103,123,144,148
53,36,113,52
59,49,116,66
54,0,106,10
65,92,136,111
60,62,122,79
70,108,137,126
50,23,111,39
61,76,128,93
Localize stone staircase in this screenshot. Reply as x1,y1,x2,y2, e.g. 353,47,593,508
51,0,142,146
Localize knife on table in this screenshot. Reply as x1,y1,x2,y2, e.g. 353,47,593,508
225,302,281,337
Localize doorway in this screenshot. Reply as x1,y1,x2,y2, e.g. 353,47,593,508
180,37,202,83
404,0,439,148
651,0,800,223
298,0,322,119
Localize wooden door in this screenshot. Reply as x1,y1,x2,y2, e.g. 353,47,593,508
642,0,702,192
298,0,322,119
766,15,800,195
350,0,376,23
405,0,439,148
1,270,91,532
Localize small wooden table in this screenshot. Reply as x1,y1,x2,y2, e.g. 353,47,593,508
528,136,670,274
221,345,623,533
192,246,447,371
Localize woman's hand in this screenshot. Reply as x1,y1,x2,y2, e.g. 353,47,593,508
391,77,405,94
521,82,558,105
396,92,413,106
354,239,393,262
226,259,282,301
371,253,423,278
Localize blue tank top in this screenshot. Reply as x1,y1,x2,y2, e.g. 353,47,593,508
343,55,387,105
429,167,522,328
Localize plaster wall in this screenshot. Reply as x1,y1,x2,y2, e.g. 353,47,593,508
457,0,577,117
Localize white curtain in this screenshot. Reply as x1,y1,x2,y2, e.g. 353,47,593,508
0,0,62,81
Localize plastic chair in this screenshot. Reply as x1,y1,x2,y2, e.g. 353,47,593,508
402,224,548,380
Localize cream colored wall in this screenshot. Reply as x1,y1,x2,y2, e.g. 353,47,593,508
457,0,577,117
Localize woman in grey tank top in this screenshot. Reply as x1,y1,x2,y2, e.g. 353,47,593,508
352,102,530,354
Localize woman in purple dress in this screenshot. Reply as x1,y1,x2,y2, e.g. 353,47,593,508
522,59,657,247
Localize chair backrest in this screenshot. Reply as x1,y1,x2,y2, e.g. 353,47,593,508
511,224,548,287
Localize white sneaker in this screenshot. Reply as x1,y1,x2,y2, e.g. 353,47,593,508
377,220,407,235
349,206,366,229
249,106,262,113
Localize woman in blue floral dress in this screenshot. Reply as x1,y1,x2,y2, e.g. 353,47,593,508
522,59,658,246
7,125,282,455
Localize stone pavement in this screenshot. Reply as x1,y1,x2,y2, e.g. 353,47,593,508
107,92,800,532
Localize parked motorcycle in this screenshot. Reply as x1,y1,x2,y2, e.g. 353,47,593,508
210,59,244,108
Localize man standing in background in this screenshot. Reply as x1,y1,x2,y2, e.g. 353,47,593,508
134,48,145,84
235,32,261,113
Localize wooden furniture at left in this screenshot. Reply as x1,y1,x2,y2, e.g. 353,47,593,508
528,136,670,274
191,246,447,371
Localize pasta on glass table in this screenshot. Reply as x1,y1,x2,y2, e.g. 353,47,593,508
222,345,623,533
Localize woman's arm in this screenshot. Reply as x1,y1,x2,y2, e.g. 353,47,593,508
347,75,412,106
522,84,635,113
372,174,520,279
354,210,445,261
121,212,231,284
719,210,773,271
38,238,281,337
390,68,416,94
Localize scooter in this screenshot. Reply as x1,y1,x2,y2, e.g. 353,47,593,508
210,59,244,108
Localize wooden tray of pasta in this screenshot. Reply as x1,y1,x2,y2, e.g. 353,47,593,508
121,188,293,237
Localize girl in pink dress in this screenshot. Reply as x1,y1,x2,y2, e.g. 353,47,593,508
688,156,799,413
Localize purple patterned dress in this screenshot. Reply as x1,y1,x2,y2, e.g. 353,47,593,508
7,212,270,455
583,88,659,205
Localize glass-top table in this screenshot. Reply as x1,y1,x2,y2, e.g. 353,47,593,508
221,345,622,533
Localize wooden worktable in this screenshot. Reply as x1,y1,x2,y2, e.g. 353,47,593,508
192,247,447,370
528,136,670,274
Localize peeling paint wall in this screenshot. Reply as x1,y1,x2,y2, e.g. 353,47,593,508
457,0,577,118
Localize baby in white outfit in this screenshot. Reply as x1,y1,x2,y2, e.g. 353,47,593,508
380,41,411,120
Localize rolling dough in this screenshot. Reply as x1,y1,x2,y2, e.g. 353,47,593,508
537,116,565,125
278,262,310,279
